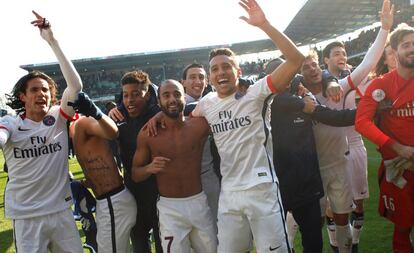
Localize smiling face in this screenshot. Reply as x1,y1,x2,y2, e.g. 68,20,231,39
324,46,348,74
301,57,323,86
182,67,207,99
19,77,51,120
158,80,185,118
122,83,148,118
396,33,414,69
209,55,240,98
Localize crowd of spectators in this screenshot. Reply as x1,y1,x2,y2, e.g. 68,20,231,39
52,59,270,103
48,11,414,104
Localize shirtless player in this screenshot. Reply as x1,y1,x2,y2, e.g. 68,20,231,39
69,93,136,253
132,80,217,253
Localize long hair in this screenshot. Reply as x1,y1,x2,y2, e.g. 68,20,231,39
6,71,57,114
374,42,391,77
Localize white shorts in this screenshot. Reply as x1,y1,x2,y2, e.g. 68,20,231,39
96,186,137,253
13,208,83,253
320,160,354,215
201,168,220,226
347,145,369,200
157,191,217,253
218,183,289,253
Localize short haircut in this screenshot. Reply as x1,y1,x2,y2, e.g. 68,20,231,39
6,71,57,114
157,79,184,98
390,23,414,50
305,50,320,62
322,41,345,60
120,70,151,91
208,48,239,68
182,63,205,80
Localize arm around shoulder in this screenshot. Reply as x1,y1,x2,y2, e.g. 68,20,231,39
312,106,356,127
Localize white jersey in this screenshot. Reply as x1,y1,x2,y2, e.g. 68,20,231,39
193,76,276,191
313,92,349,170
314,27,388,169
1,106,73,219
185,94,216,175
313,75,354,170
343,90,364,147
343,77,372,148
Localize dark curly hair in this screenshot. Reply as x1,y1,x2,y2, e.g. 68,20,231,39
6,71,57,114
120,70,151,91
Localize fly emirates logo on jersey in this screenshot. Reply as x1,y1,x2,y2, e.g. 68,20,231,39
13,136,62,159
390,100,414,117
210,110,252,134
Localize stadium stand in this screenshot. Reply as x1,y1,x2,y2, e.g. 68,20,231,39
18,0,414,109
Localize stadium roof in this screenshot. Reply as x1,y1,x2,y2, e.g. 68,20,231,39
20,39,276,75
21,0,413,75
284,0,385,45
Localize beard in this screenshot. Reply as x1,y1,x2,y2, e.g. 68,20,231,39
398,53,414,68
160,103,184,118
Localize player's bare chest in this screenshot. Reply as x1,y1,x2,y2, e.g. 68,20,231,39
149,131,202,156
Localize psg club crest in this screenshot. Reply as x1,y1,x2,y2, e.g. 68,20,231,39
235,91,244,100
43,115,56,126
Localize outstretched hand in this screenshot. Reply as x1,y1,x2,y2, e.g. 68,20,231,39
379,0,394,31
68,92,103,120
239,0,267,27
31,10,55,43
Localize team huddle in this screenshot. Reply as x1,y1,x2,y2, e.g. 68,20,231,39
1,0,414,253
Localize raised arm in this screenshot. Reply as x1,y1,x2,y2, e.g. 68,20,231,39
75,115,118,140
131,130,170,182
239,0,304,92
31,11,82,117
69,92,118,139
339,0,393,93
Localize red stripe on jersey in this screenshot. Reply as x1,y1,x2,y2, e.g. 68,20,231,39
355,87,363,97
266,75,278,94
0,126,9,131
347,75,356,90
59,108,79,121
